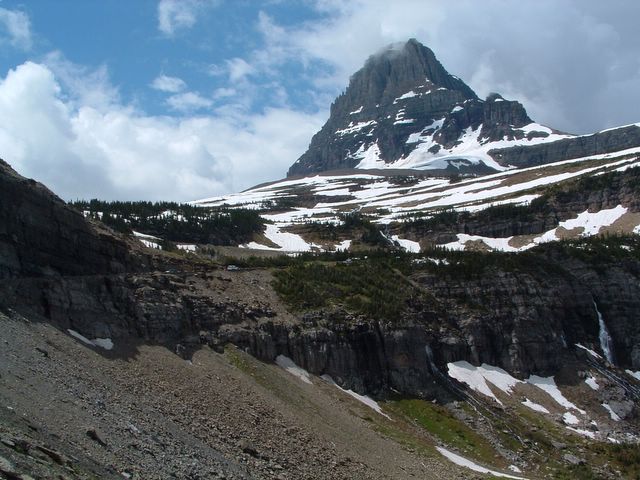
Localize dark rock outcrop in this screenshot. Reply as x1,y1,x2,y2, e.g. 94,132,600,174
0,159,140,280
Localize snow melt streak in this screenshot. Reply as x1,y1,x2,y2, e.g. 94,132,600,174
436,447,526,479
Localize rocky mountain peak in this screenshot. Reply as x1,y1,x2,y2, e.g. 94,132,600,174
337,38,477,113
287,39,566,177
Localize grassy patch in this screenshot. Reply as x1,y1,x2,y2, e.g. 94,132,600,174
387,399,500,466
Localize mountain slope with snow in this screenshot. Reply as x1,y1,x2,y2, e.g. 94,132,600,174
288,39,640,179
194,147,640,253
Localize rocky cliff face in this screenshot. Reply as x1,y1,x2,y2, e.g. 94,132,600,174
215,250,640,398
490,124,640,168
0,159,140,280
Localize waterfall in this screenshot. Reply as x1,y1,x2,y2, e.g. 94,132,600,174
594,301,615,365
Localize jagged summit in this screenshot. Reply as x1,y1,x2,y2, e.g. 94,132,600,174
345,38,478,108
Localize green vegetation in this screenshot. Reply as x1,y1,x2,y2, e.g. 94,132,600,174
71,199,264,245
271,251,422,320
387,399,499,465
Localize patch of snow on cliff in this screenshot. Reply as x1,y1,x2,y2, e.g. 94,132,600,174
275,355,312,384
447,361,523,405
575,343,603,359
354,143,385,169
349,106,363,115
585,376,600,391
526,375,586,414
436,447,526,479
394,118,415,125
67,330,114,350
394,90,418,103
562,412,579,425
321,375,390,419
336,120,377,136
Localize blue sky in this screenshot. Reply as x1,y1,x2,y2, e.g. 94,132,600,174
1,0,639,201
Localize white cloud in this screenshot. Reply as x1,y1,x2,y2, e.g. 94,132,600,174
226,58,255,82
151,74,187,93
166,91,213,112
157,0,219,36
0,61,325,201
43,51,120,110
0,7,32,50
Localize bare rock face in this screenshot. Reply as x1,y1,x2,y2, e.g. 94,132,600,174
0,159,138,280
490,124,640,168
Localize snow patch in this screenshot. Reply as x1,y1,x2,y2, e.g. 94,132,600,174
176,244,197,252
243,224,320,252
602,403,621,421
585,376,600,391
522,399,549,414
526,375,586,414
562,412,579,425
626,370,640,381
349,106,363,115
67,330,113,350
562,205,627,236
575,343,603,360
336,120,377,136
393,118,415,125
394,90,418,103
447,361,523,405
391,235,420,253
436,447,526,479
566,427,596,439
354,143,385,169
275,355,312,384
335,239,352,252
